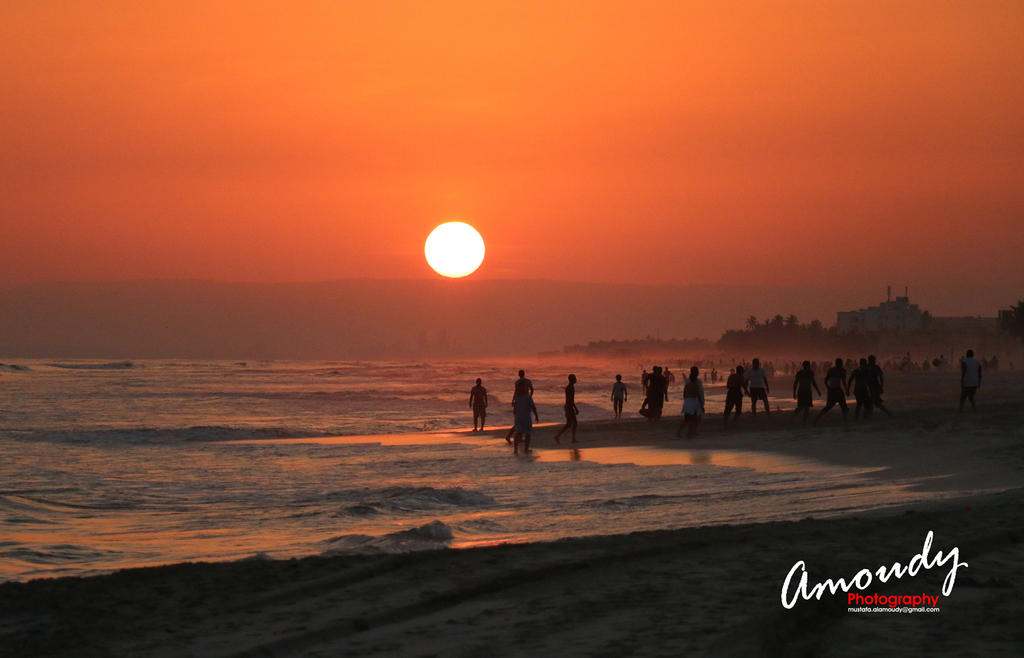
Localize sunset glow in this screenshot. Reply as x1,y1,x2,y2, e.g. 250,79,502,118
0,0,1021,315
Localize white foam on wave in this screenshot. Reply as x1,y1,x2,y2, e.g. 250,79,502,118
320,520,454,556
237,552,274,562
331,486,496,514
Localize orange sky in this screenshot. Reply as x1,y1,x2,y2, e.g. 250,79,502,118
2,1,1022,310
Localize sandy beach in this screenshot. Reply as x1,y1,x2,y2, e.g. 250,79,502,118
1,489,1022,657
2,371,1023,656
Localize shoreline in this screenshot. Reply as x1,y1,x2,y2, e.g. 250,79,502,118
229,397,1024,497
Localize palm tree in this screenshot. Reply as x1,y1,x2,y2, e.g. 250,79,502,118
745,315,759,331
785,314,799,328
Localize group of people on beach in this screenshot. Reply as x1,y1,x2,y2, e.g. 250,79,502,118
469,349,985,451
469,370,548,454
716,355,892,428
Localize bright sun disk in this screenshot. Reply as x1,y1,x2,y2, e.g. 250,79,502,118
424,222,485,278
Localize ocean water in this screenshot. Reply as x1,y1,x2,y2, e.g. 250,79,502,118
0,359,924,581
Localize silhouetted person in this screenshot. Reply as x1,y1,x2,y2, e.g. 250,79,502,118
792,360,821,425
723,365,749,427
641,369,650,397
814,358,848,425
506,369,536,443
469,378,488,431
639,366,668,420
746,358,771,415
847,358,873,419
677,366,705,438
960,349,982,411
553,374,579,443
512,379,538,455
865,355,893,417
611,374,627,419
514,369,534,399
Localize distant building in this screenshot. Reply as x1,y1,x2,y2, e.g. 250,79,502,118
837,287,1003,337
836,287,925,334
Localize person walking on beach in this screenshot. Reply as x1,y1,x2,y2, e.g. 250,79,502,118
469,378,488,431
792,360,821,425
677,366,705,438
847,358,873,419
611,374,628,419
865,355,893,417
960,349,982,411
723,365,748,427
639,366,668,420
553,374,579,444
505,369,536,443
746,358,771,415
814,358,848,425
512,379,539,455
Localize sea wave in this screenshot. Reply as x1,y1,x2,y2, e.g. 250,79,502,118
594,493,669,507
329,486,496,514
0,543,122,565
44,361,135,370
320,520,454,555
67,389,456,404
586,481,850,509
237,552,274,562
452,518,506,533
3,516,57,525
1,425,319,445
1,492,141,513
0,415,473,444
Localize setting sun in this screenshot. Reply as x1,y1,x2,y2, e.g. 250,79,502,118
424,222,485,278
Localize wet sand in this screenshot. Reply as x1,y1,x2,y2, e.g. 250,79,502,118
2,371,1023,656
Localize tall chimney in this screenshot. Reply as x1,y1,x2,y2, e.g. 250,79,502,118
905,286,908,298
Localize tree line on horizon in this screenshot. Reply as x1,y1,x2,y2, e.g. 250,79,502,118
560,315,866,356
564,299,1024,357
561,337,714,357
716,314,871,353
